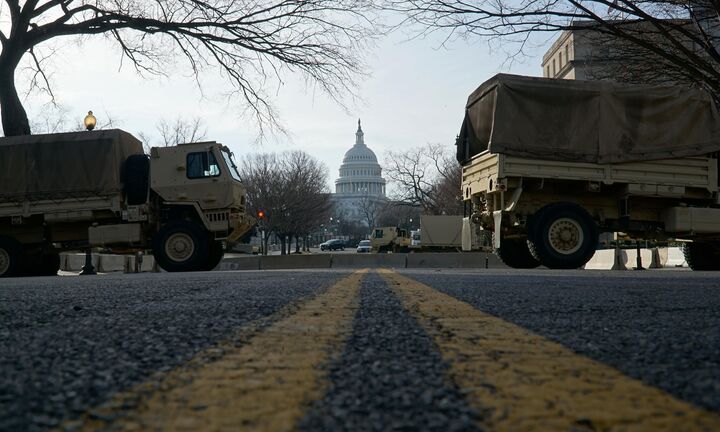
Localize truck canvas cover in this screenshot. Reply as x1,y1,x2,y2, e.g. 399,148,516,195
456,74,720,164
0,129,144,203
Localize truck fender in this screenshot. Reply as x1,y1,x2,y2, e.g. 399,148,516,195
162,202,212,231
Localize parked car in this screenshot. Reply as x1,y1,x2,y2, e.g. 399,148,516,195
356,240,371,253
320,239,345,251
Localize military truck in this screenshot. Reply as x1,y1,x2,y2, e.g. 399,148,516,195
0,129,253,276
370,226,412,253
457,74,720,270
409,215,463,251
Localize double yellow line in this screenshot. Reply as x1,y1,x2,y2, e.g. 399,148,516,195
71,269,720,431
380,269,720,431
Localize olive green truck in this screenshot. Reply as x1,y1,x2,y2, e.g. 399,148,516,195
458,74,720,270
0,129,253,277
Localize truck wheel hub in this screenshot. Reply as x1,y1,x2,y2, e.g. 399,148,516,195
548,218,583,255
165,233,195,262
0,249,9,274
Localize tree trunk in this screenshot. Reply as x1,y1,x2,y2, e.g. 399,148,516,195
280,236,286,255
295,235,301,254
0,61,31,137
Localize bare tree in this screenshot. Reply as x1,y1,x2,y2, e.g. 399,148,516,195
356,190,385,229
29,105,118,133
239,150,333,254
386,0,720,96
157,117,207,146
383,143,462,214
277,150,333,254
0,0,380,137
239,153,284,254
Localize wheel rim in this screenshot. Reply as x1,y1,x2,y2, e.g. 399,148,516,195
547,217,584,255
0,248,9,275
165,233,195,263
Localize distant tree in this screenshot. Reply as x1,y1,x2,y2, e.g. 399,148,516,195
355,190,385,229
375,201,420,228
383,143,462,215
386,0,720,97
240,150,332,254
239,153,283,255
277,150,333,254
30,105,118,133
0,0,379,137
139,116,207,150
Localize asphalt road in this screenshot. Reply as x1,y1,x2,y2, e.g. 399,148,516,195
1,268,718,431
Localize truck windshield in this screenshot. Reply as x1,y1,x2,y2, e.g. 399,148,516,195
221,150,242,182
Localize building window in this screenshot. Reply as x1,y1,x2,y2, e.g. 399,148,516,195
559,52,563,67
565,44,569,62
546,66,550,77
552,59,556,76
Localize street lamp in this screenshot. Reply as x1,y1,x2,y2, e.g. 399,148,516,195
80,110,97,275
83,111,97,131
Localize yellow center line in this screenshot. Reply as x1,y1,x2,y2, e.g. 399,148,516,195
380,269,720,431
75,270,366,432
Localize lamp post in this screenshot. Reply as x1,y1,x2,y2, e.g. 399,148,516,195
80,110,97,275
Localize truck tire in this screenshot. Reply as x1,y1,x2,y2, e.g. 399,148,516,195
123,154,150,205
152,221,209,272
494,236,541,269
683,242,720,270
199,241,224,271
527,202,598,269
22,250,61,276
0,236,23,277
38,252,61,276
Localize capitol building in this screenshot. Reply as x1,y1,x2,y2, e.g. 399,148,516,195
332,120,387,226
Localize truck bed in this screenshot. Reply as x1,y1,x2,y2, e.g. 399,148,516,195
462,151,718,198
0,195,121,220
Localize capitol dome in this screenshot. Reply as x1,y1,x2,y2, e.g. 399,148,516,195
342,138,378,163
335,120,386,197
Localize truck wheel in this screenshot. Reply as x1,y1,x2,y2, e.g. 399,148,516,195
527,203,598,269
0,236,23,277
683,242,720,270
199,241,224,271
123,154,150,205
494,236,541,269
153,221,209,272
38,252,61,276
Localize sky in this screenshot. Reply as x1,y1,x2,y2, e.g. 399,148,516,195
19,18,550,193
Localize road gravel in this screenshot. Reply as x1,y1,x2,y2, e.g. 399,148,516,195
300,272,480,432
404,268,720,414
0,270,346,432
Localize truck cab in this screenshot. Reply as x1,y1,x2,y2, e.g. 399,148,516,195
371,227,411,253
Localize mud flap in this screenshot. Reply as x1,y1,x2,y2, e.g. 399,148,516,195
462,217,472,251
493,210,503,249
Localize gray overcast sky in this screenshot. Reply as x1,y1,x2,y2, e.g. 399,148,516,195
23,27,548,192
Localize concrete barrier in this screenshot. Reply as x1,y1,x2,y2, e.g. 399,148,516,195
218,256,262,271
260,254,332,270
623,248,654,269
61,253,99,271
97,254,125,272
665,247,688,267
330,253,407,268
584,248,627,270
406,252,504,269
